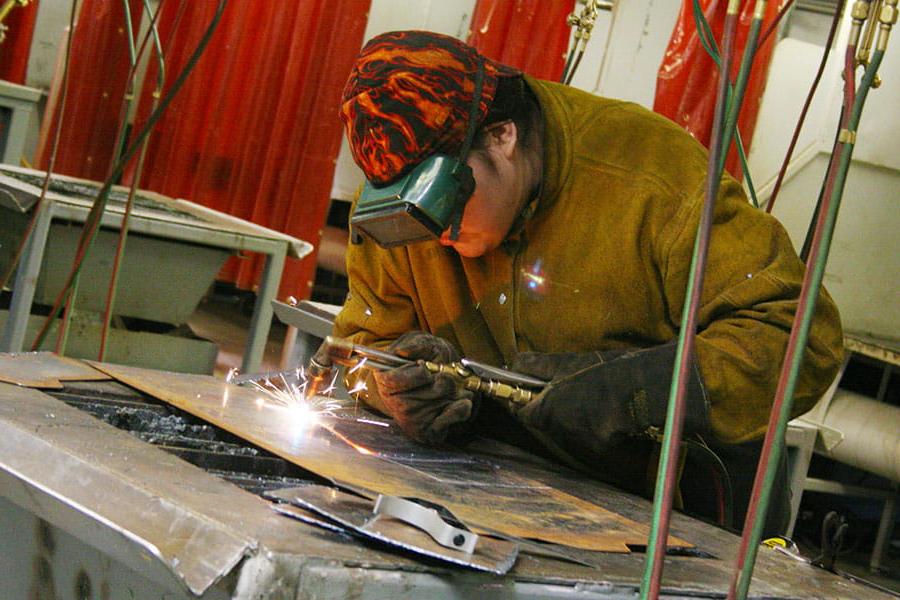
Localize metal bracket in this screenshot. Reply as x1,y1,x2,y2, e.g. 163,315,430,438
373,495,478,554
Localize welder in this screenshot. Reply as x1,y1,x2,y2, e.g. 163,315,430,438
329,30,843,533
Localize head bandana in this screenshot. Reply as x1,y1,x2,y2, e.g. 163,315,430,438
340,30,520,186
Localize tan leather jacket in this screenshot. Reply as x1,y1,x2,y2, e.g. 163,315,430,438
334,76,843,444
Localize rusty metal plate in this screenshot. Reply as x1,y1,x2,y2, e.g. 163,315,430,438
268,485,519,574
0,352,109,388
90,362,689,552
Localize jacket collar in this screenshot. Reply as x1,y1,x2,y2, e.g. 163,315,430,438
506,76,573,239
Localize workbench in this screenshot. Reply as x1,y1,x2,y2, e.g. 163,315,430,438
0,165,312,373
0,352,892,599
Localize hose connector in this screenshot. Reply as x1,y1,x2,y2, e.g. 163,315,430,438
850,0,871,47
877,0,898,51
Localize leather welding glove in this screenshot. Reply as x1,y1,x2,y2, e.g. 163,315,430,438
372,331,478,445
510,342,710,467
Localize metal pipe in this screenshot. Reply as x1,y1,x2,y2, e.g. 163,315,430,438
817,390,900,482
640,2,741,598
99,0,167,361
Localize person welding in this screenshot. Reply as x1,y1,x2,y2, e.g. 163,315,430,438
327,30,843,533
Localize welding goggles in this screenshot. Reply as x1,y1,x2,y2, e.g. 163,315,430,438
350,60,486,249
351,155,475,248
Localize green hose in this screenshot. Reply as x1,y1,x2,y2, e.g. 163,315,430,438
691,0,761,199
718,6,765,177
731,47,885,600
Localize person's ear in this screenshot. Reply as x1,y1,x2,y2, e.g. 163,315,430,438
484,120,517,159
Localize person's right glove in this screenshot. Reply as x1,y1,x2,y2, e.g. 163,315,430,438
510,342,710,466
372,331,478,445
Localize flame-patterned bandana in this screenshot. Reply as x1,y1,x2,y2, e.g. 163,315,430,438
340,30,520,186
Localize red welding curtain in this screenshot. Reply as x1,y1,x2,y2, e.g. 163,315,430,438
467,0,574,81
654,0,786,179
36,0,142,179
0,0,39,84
127,0,370,300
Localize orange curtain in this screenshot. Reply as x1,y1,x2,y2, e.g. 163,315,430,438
654,0,786,179
467,0,575,81
36,0,142,180
0,0,39,84
128,0,370,301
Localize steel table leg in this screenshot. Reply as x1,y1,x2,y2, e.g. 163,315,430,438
870,488,897,572
241,248,285,373
1,202,54,352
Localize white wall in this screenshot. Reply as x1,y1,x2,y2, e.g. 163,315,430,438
592,0,680,107
749,9,900,341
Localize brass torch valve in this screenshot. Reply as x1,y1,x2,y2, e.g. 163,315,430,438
310,335,544,408
420,360,536,407
0,0,31,44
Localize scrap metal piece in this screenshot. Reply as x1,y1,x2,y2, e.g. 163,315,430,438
373,494,478,553
271,502,353,537
90,361,690,552
0,382,255,595
267,485,517,574
0,352,109,388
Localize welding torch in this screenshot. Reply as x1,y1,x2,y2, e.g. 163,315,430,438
305,336,546,407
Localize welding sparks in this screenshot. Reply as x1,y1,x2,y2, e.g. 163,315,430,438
347,380,368,396
233,354,386,438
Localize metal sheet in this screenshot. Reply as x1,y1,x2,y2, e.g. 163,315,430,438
0,352,109,388
0,382,254,595
269,485,518,574
89,361,689,552
1,358,895,598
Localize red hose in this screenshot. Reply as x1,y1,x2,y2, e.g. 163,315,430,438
644,8,741,599
766,0,845,214
727,41,857,600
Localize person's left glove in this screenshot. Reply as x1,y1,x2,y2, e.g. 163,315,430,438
510,342,710,466
372,331,478,445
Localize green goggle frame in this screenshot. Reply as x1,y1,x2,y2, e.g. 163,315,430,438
351,155,475,248
350,57,485,249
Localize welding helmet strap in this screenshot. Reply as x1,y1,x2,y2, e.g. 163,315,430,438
448,57,485,241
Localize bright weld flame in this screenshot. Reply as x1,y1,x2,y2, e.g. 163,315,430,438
236,356,386,437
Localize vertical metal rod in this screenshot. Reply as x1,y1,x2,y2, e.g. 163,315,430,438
30,0,229,351
640,2,741,598
870,489,897,572
0,200,54,351
242,250,285,373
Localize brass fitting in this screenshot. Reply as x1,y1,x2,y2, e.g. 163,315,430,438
422,361,535,407
852,0,872,21
851,0,872,49
877,0,898,52
753,0,768,21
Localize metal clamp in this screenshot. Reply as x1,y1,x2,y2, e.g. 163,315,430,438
373,495,478,554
